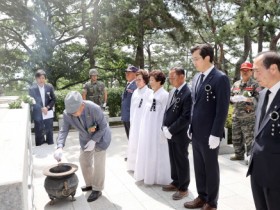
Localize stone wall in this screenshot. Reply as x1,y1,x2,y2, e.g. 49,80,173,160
0,100,34,210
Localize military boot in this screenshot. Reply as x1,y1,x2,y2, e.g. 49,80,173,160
230,155,244,161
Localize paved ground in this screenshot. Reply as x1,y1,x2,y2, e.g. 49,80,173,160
32,126,255,210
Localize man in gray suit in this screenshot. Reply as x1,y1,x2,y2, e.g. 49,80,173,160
54,91,111,202
247,51,280,210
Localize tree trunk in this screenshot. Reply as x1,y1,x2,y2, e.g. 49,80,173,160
135,0,145,69
82,0,101,69
257,24,263,53
270,32,280,51
234,34,251,82
146,44,152,71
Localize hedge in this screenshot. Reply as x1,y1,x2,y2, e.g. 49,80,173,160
107,87,124,117
54,87,124,118
225,104,233,144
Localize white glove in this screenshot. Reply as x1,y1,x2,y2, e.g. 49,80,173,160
187,126,192,139
208,135,220,149
245,155,251,165
54,148,63,162
163,126,172,139
230,95,247,103
102,103,107,108
84,140,96,151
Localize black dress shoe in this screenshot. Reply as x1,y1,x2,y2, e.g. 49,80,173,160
87,191,102,202
81,186,92,191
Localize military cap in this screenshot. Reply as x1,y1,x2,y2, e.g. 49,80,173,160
89,69,99,76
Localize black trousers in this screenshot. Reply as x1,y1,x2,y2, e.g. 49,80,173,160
192,139,220,208
251,174,280,210
34,118,54,146
123,121,130,139
168,138,190,191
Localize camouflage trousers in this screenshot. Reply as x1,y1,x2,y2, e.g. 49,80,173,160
232,115,255,157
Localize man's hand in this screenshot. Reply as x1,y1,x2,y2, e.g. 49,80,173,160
84,140,96,151
88,126,96,133
208,135,220,149
54,148,63,162
41,107,48,115
162,126,172,139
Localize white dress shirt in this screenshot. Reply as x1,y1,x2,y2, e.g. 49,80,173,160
38,85,45,107
267,81,280,111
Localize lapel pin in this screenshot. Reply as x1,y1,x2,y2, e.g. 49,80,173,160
270,111,279,121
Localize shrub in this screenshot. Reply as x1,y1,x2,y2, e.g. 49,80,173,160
107,87,123,117
8,99,22,109
225,104,233,144
54,89,71,118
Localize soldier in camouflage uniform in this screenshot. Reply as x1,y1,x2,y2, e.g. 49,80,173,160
82,69,107,108
230,62,261,162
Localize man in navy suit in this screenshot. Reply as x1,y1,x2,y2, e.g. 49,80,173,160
184,44,230,210
29,69,56,146
162,67,192,200
121,65,138,160
247,51,280,210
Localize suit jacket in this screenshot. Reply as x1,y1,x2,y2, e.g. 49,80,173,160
121,80,137,122
191,68,230,141
163,83,192,141
57,101,111,151
247,88,280,188
29,83,56,121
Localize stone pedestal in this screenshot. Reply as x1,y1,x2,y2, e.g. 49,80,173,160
0,99,34,210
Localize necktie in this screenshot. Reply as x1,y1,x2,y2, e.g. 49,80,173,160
124,82,130,98
196,74,205,97
259,90,271,126
170,89,178,105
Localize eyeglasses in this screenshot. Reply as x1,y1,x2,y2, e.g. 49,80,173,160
191,57,202,62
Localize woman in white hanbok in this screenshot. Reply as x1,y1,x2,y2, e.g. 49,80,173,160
134,70,172,185
127,70,153,171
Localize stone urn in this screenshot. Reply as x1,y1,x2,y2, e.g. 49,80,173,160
43,163,79,205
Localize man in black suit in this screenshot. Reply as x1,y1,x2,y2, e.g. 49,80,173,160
247,51,280,210
29,69,56,146
184,44,230,210
162,67,192,200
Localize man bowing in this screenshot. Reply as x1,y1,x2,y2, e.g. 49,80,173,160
247,51,280,210
162,67,192,200
184,44,230,210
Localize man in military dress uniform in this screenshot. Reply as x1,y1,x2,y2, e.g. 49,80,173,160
230,62,261,162
82,69,107,109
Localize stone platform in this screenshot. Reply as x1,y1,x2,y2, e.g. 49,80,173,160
33,126,254,210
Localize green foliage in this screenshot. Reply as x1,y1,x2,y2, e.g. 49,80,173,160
107,87,124,117
21,95,35,105
54,89,68,117
8,99,22,109
8,94,36,109
54,85,83,117
225,104,233,144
